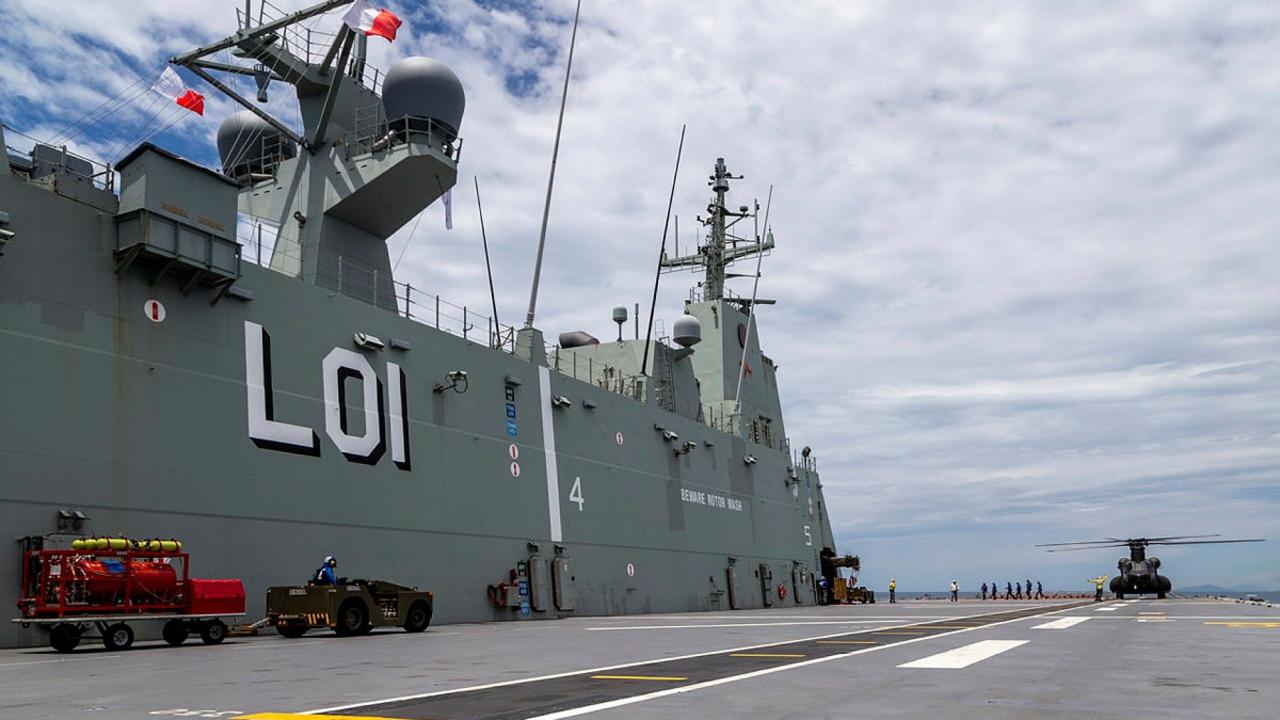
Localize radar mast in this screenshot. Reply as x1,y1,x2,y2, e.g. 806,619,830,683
660,158,774,302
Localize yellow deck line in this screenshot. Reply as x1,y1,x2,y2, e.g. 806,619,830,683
729,652,807,658
1203,621,1280,628
816,640,877,645
872,630,926,635
902,625,967,630
590,674,688,681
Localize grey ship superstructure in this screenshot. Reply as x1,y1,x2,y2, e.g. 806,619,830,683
0,0,838,647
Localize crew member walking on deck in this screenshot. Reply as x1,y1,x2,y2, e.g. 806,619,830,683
950,580,959,602
1015,581,1023,599
991,580,998,600
1026,578,1033,599
315,555,338,586
888,578,896,603
1035,581,1045,599
981,582,988,600
1005,582,1013,600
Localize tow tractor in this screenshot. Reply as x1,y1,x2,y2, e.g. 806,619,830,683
266,579,432,637
13,536,245,652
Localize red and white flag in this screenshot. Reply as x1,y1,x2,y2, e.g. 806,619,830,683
343,1,402,42
150,67,205,116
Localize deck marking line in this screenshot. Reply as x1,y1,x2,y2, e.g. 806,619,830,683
816,640,877,645
1138,612,1164,615
0,653,123,668
236,714,408,720
1204,621,1280,628
872,630,926,635
1095,607,1118,612
587,620,897,631
898,640,1028,669
515,604,1086,720
729,653,806,658
1032,617,1090,630
537,366,563,543
306,603,1080,715
589,675,687,682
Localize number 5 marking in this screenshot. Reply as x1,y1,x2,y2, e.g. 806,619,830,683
803,525,812,546
569,476,585,511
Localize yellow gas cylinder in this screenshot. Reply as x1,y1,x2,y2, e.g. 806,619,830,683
93,537,110,551
108,538,128,551
159,540,179,552
71,538,86,551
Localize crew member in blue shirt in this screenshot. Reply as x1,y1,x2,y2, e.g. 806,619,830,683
315,555,338,585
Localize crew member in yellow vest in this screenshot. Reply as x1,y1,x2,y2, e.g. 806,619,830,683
888,578,896,604
1091,575,1107,602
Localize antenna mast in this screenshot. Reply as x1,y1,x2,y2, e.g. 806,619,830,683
660,158,774,301
523,0,582,329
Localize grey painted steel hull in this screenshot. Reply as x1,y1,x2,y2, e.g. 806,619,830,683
0,170,834,648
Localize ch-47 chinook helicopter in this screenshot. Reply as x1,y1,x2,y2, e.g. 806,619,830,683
1037,535,1265,599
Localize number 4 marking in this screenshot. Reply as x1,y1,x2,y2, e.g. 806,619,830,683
569,476,585,511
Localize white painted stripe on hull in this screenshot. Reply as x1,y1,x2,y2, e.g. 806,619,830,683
1032,617,1090,630
897,639,1028,669
538,366,563,542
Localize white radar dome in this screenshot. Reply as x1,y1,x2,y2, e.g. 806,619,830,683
673,315,702,348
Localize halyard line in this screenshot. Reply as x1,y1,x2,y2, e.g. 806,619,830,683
305,605,1072,714
518,604,1085,720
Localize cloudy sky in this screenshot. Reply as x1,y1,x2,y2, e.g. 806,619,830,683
2,0,1277,591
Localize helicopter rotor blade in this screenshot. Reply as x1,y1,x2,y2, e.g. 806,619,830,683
1035,539,1127,548
1136,534,1221,542
1148,539,1265,546
1044,544,1131,553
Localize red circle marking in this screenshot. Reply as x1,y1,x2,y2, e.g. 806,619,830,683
510,462,520,478
509,444,519,460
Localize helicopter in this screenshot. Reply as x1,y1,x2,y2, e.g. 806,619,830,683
1037,535,1265,599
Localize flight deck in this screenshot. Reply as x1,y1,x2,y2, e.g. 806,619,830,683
1,598,1275,720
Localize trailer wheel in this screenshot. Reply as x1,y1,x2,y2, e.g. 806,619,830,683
335,599,369,637
199,619,228,645
162,620,189,646
403,601,432,633
49,623,81,653
103,623,134,651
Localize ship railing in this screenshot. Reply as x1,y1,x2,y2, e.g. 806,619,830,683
239,0,384,94
545,344,647,399
236,233,515,352
341,114,463,164
2,125,115,192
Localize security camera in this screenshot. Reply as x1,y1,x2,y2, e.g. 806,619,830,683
434,370,470,394
662,430,679,442
552,395,572,407
743,454,758,465
353,333,385,350
448,370,468,382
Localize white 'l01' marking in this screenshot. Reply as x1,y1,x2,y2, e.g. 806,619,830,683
1032,617,1090,630
538,367,562,542
898,640,1027,669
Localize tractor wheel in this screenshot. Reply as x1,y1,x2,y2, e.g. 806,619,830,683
1157,592,1167,600
103,623,135,651
403,601,432,633
49,623,81,653
162,619,189,646
276,622,308,639
335,600,369,637
199,619,228,645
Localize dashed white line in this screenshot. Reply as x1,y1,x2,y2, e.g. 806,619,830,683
1032,617,1090,630
898,640,1028,669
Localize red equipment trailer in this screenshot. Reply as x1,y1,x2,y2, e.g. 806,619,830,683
13,536,245,652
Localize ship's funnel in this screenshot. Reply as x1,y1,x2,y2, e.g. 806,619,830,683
383,57,465,142
216,110,296,179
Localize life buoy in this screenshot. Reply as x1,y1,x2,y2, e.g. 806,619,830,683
777,584,787,599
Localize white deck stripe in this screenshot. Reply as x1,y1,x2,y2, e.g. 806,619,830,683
538,366,562,542
1032,617,1090,630
897,640,1028,669
588,620,907,631
1095,607,1118,611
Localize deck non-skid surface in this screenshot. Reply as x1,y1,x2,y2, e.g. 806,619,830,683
305,602,1089,720
2,599,1277,720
